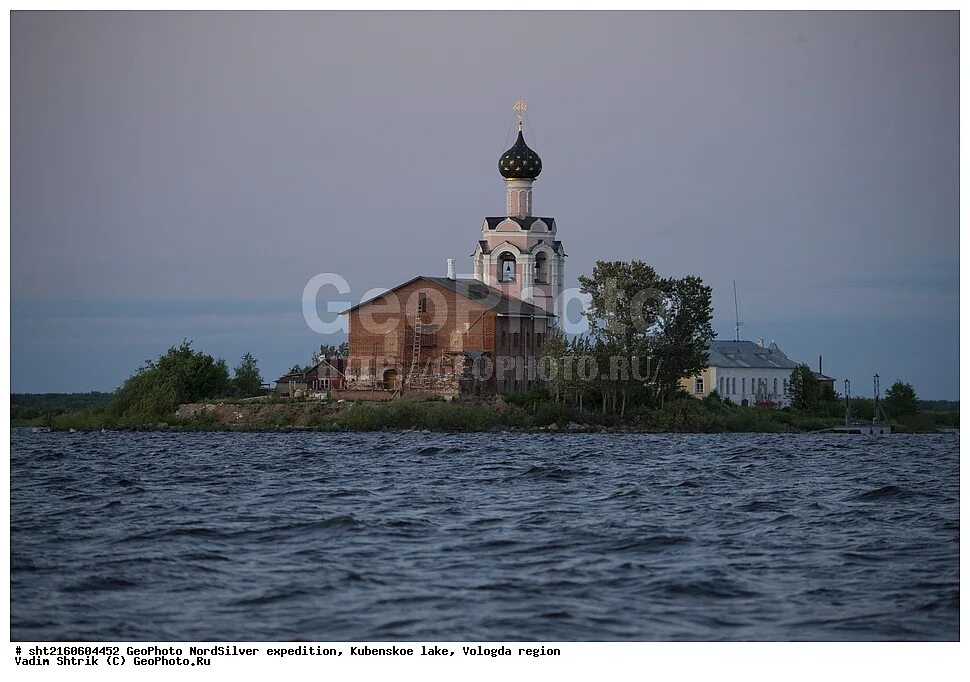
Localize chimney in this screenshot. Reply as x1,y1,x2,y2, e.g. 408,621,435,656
819,355,823,375
446,258,456,280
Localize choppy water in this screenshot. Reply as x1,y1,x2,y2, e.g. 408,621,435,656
11,428,959,641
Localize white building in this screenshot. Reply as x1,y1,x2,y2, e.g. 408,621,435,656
680,339,802,407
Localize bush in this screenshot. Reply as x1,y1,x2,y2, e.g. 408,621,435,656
331,400,511,432
723,408,783,433
639,399,727,433
108,340,230,424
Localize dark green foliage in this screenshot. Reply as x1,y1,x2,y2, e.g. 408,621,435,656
233,352,263,397
577,259,715,410
649,274,716,404
701,390,730,410
883,380,918,418
317,342,349,358
917,399,958,412
10,392,113,424
503,388,553,409
108,340,231,423
333,401,511,432
786,364,837,409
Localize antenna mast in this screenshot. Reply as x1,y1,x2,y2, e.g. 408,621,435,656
733,280,741,342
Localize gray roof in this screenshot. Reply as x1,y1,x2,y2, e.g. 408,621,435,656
705,340,800,370
423,277,555,317
342,276,555,318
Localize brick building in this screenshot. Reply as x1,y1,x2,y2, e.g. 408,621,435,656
340,102,565,398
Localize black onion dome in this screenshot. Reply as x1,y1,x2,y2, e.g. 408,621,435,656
498,130,542,179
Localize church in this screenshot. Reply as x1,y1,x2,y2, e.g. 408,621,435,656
340,103,566,398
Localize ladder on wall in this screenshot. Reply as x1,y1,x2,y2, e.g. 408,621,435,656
407,305,428,389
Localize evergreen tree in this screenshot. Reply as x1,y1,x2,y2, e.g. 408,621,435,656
786,363,825,409
884,381,918,417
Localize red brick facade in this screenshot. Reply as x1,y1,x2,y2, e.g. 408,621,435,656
343,277,549,397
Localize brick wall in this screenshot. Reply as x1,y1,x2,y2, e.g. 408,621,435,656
345,278,496,390
343,277,551,397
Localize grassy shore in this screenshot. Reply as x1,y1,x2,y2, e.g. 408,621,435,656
12,393,958,434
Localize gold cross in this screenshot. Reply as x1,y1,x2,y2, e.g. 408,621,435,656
513,99,527,130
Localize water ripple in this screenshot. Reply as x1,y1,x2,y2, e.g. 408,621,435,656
10,429,959,641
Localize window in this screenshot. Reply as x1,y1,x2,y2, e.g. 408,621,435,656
742,378,746,395
417,292,427,313
534,253,548,283
773,378,778,395
512,332,520,348
732,378,736,394
694,377,704,394
719,377,724,393
499,254,516,282
384,332,398,353
536,333,544,348
783,379,788,394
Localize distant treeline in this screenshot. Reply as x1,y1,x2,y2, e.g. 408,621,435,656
11,392,114,421
917,400,959,413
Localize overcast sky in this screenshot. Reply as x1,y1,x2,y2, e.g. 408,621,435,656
11,11,959,398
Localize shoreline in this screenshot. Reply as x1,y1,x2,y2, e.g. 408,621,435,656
11,396,956,435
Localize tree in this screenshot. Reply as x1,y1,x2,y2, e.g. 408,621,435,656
578,260,664,357
578,260,714,410
649,275,715,406
539,327,569,402
786,364,812,409
314,342,349,365
234,352,263,397
785,363,837,410
110,340,230,422
884,381,918,418
579,261,663,413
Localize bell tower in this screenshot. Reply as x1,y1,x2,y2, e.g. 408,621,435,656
471,101,566,321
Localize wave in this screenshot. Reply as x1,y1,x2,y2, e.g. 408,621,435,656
63,576,138,592
853,485,912,501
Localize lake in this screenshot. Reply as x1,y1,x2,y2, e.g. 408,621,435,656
10,429,959,641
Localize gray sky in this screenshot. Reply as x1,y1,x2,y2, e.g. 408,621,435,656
11,11,959,398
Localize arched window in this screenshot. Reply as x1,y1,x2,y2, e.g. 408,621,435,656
499,253,516,282
773,377,778,395
534,253,548,283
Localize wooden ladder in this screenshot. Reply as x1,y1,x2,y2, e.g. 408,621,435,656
407,306,427,388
